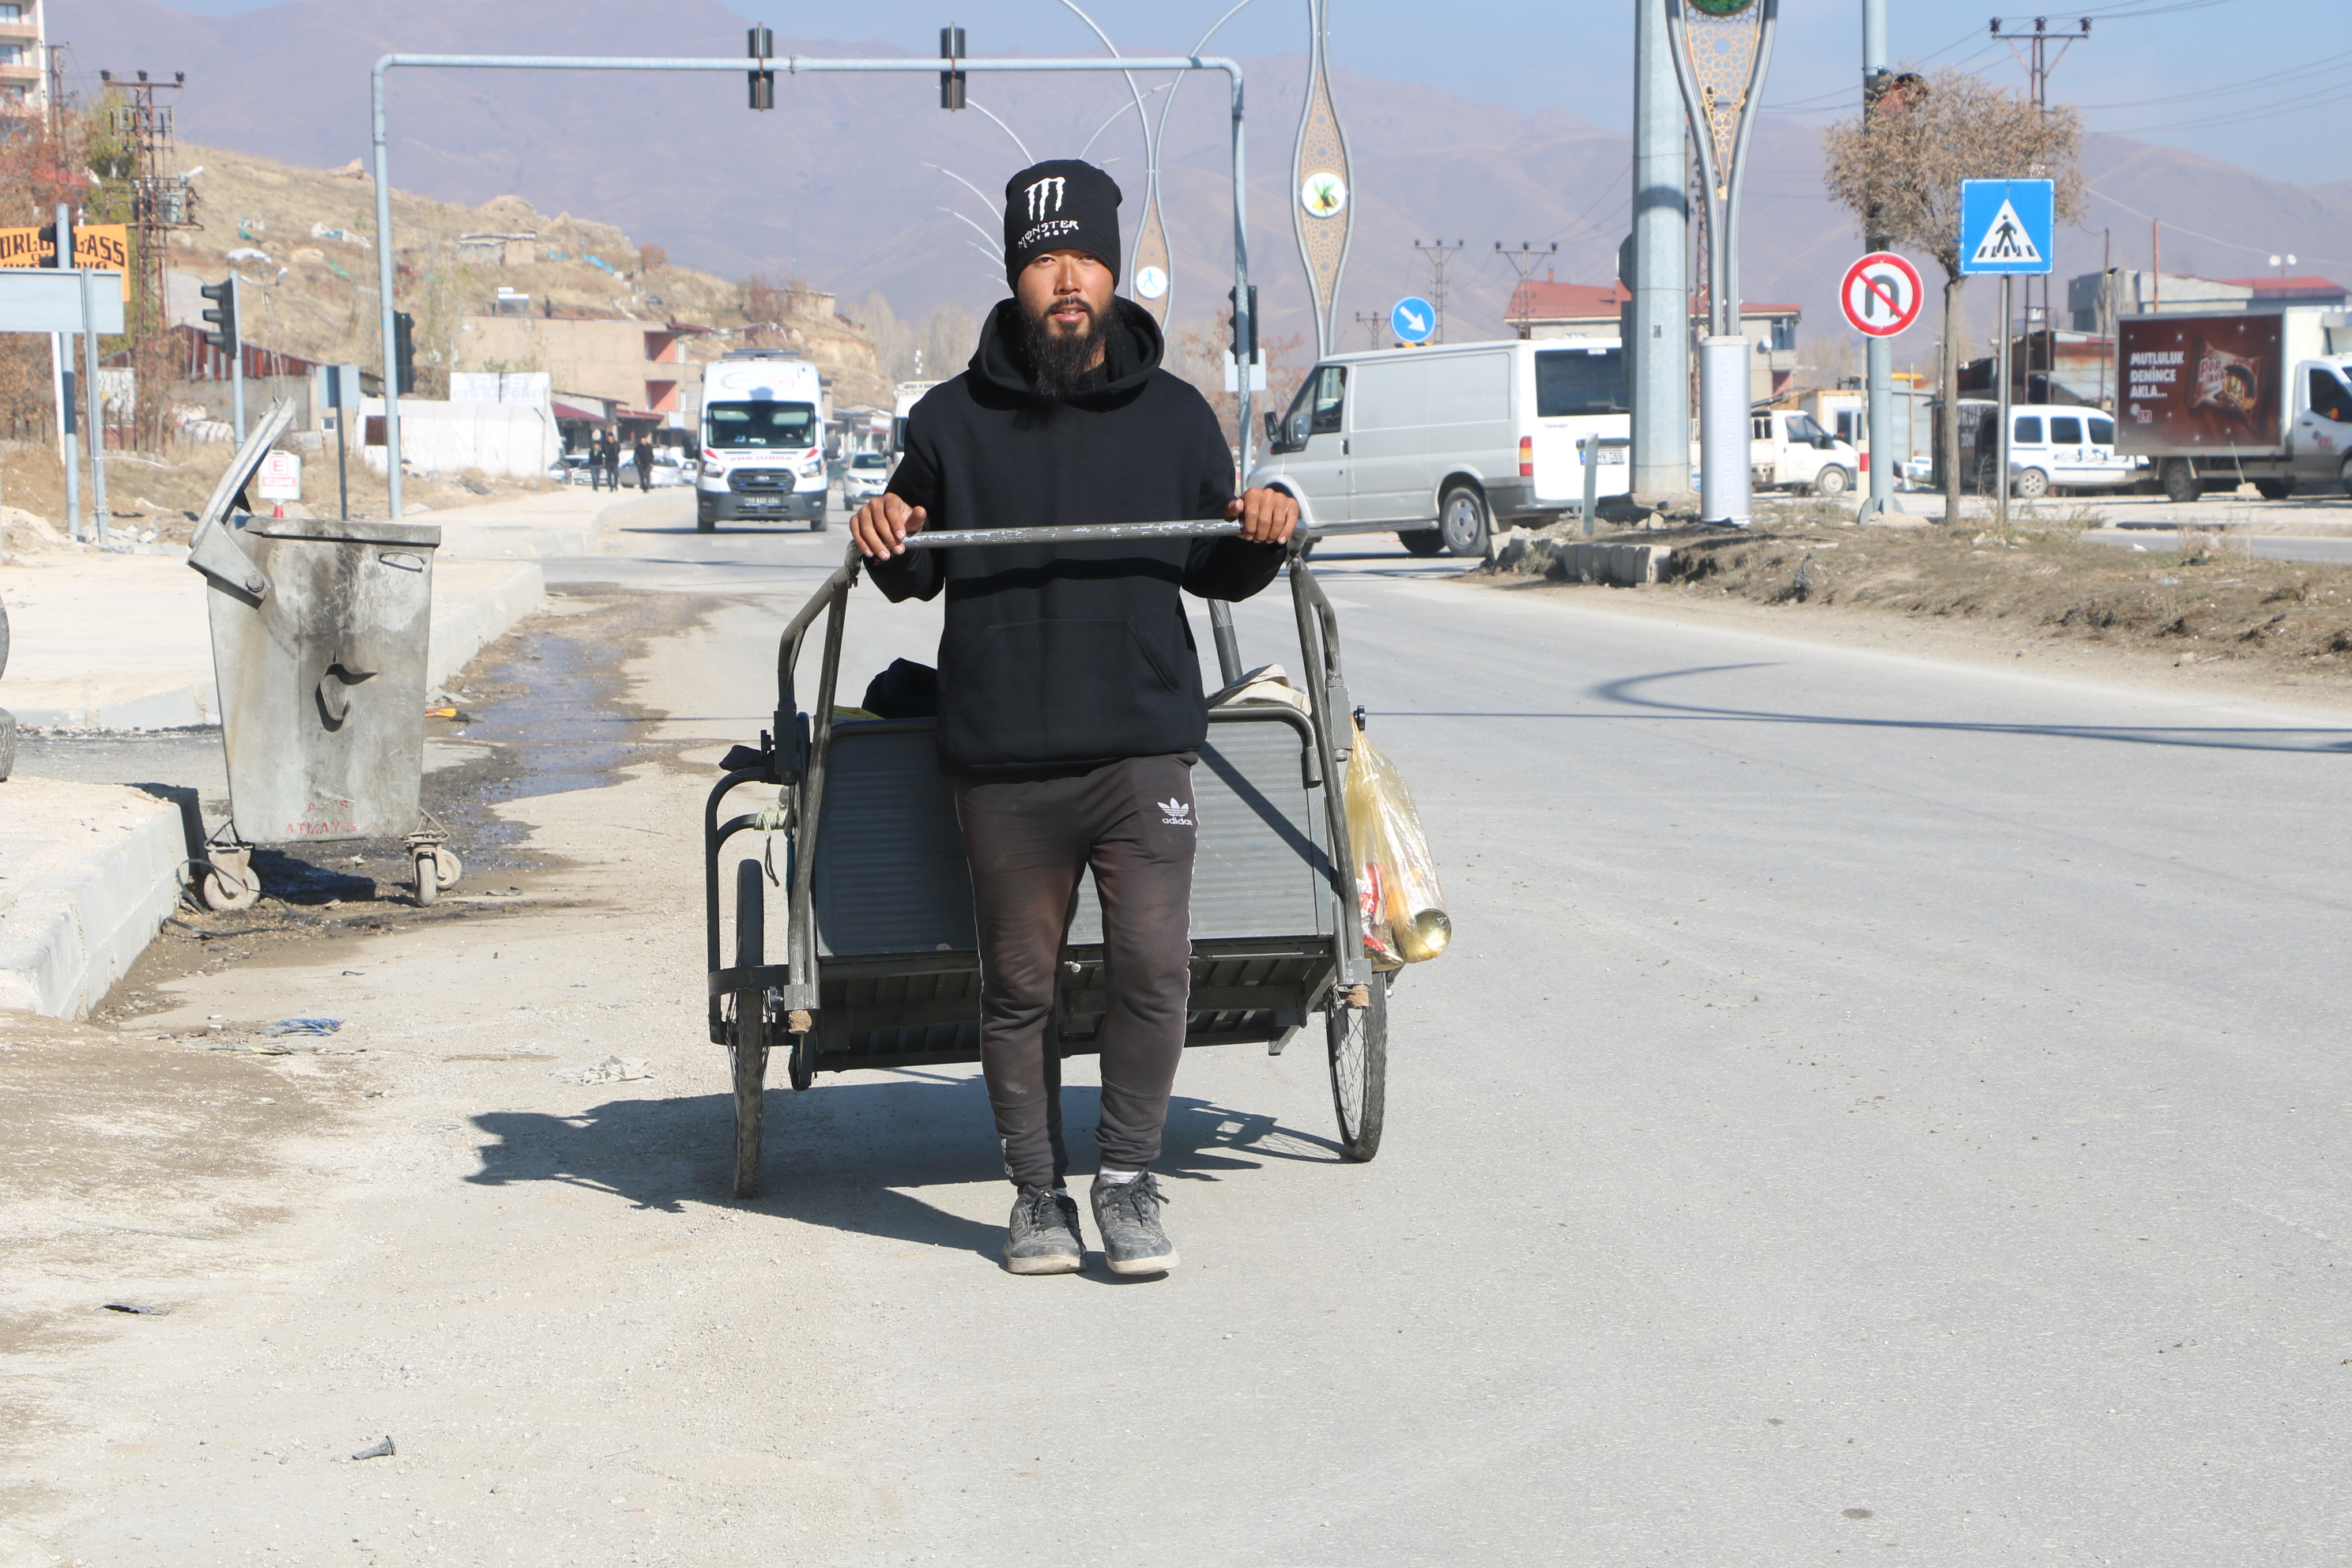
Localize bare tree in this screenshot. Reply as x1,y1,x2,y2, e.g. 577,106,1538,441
1822,68,2082,522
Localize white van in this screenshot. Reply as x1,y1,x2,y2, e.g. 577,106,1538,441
1751,409,1859,496
695,351,828,532
1971,403,2143,497
1247,337,1629,557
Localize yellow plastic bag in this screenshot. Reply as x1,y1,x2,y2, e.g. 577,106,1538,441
1341,721,1449,967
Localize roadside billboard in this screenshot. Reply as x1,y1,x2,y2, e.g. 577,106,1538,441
0,224,133,301
2118,313,2282,450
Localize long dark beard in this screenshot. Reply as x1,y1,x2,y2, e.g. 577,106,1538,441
1020,299,1107,401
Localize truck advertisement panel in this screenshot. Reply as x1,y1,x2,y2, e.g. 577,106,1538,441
2118,313,2283,453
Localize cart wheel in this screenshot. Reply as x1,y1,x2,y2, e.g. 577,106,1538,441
787,1022,816,1091
432,846,463,888
1325,977,1388,1162
413,850,439,907
731,858,769,1198
202,866,260,913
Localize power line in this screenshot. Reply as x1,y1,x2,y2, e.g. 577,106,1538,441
1412,239,1465,343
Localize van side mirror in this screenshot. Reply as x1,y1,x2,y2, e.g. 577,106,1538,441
1265,411,1280,448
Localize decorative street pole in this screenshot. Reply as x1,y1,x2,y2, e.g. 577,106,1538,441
1665,0,1777,527
1291,0,1354,360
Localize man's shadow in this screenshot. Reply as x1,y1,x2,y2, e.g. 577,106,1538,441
466,1072,1344,1268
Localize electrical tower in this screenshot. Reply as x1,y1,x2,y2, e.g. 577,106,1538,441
1352,311,1389,349
96,68,198,448
1494,242,1558,339
1412,239,1464,343
1989,17,2091,395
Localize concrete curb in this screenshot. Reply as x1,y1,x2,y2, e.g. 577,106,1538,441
0,784,185,1019
1495,536,1675,586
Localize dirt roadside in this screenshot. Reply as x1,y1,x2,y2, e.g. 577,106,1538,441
0,579,910,1566
1471,518,2352,714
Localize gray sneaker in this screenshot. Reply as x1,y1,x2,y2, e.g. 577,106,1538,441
1004,1185,1084,1275
1090,1172,1179,1275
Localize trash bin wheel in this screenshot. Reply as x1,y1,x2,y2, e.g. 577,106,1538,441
413,849,439,907
431,846,462,888
1325,975,1388,1163
202,866,261,913
731,858,770,1198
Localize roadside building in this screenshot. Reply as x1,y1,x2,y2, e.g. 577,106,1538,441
0,0,46,126
451,308,714,443
1503,273,1801,401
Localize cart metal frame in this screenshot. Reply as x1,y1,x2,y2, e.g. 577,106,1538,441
701,520,1387,1197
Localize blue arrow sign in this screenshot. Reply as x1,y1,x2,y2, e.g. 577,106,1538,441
1390,296,1435,344
1958,179,2054,277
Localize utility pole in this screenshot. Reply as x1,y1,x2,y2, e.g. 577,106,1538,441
1493,242,1556,339
1412,239,1464,343
1630,0,1691,503
1989,17,2090,402
1352,311,1388,349
1857,0,1896,521
96,69,193,450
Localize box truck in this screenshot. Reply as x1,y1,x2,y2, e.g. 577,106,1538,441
694,350,828,532
1247,337,1628,557
2116,308,2352,502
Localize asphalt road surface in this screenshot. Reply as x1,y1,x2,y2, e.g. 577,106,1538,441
12,491,2352,1565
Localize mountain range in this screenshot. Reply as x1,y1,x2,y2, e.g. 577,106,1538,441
77,0,2352,377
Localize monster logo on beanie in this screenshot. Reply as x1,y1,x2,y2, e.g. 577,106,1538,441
1002,159,1123,288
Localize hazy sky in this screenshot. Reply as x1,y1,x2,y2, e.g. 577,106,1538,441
147,0,2337,189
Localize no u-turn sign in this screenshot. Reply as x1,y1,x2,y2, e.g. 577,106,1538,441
1841,251,1923,338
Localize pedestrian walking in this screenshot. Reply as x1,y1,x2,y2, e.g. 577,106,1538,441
586,432,609,491
601,429,621,493
634,435,656,492
850,158,1297,1278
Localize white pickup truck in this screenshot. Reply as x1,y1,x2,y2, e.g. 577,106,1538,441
1751,409,1860,496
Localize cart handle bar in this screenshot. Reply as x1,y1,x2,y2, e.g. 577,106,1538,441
903,518,1260,551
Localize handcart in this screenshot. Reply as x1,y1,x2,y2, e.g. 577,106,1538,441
703,520,1385,1199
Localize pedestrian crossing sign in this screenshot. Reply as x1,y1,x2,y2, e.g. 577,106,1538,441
1959,179,2054,276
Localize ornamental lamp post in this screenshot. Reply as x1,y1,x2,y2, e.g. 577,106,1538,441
1665,0,1778,528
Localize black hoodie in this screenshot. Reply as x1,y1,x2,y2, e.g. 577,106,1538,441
869,296,1284,777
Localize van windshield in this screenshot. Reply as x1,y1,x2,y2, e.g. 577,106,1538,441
1534,348,1626,418
706,401,816,450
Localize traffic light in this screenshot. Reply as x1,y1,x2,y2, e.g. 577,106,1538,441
746,25,774,111
1229,283,1257,366
939,26,966,111
198,277,239,355
39,217,73,268
393,311,416,395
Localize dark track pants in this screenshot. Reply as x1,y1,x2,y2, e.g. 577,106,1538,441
954,754,1197,1189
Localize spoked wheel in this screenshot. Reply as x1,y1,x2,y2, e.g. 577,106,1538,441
1325,975,1389,1162
730,858,770,1198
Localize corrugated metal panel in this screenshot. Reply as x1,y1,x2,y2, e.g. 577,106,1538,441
812,710,1333,959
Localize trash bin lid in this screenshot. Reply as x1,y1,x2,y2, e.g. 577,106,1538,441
240,515,443,548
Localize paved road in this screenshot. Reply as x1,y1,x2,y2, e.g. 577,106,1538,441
2083,527,2352,564
17,492,2352,1564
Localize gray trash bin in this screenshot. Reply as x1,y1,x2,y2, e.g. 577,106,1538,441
186,401,462,909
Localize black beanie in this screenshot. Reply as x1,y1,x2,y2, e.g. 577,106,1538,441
1002,160,1122,288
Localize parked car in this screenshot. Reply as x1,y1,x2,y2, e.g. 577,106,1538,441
624,450,691,488
548,452,596,486
842,450,891,503
1971,403,2146,497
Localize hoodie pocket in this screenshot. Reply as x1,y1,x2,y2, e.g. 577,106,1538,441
944,617,1200,767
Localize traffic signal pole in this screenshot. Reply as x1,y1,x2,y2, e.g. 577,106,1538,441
368,49,1255,528
51,205,79,544
229,277,246,445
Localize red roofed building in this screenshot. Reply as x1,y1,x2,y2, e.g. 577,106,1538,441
1505,273,1803,400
